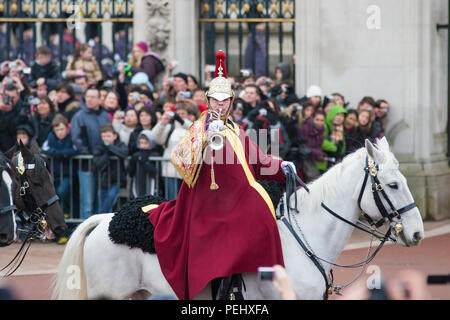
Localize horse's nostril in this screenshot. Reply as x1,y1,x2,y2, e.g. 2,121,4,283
54,226,66,237
413,232,422,242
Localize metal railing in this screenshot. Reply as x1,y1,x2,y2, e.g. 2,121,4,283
45,154,171,223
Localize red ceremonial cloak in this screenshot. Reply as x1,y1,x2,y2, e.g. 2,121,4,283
146,119,286,300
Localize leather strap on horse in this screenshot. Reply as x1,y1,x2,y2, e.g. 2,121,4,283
280,216,331,300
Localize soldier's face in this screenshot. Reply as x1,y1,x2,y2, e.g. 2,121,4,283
209,97,231,117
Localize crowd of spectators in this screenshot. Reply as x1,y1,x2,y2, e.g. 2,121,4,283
0,39,391,233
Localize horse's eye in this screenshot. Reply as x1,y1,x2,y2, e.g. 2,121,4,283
387,182,398,189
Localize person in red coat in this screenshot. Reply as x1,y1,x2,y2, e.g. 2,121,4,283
143,51,297,300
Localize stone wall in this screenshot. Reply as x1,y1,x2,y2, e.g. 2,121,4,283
295,0,449,220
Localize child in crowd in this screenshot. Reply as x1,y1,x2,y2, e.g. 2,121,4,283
65,43,102,84
92,124,128,213
321,104,348,171
127,130,161,198
30,45,62,91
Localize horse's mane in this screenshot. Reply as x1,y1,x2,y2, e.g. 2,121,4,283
296,148,367,212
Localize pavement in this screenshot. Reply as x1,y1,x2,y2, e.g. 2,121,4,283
0,218,449,300
0,218,448,277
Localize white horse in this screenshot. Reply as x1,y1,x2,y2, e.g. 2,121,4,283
53,138,424,300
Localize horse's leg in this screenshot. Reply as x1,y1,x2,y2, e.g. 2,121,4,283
83,215,142,300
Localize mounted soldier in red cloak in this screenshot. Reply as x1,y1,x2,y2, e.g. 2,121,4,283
143,51,298,300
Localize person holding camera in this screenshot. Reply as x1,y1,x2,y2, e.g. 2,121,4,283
129,41,164,85
150,102,193,200
0,84,30,153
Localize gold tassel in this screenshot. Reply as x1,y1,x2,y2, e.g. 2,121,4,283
210,152,219,190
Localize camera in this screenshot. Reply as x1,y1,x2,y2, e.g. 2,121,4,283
3,95,13,105
297,105,303,111
168,77,174,85
240,69,252,77
21,67,31,75
180,91,191,99
281,87,288,94
258,267,274,281
168,111,175,119
427,274,450,285
103,80,113,89
8,61,17,69
27,96,40,105
236,102,243,110
259,108,267,117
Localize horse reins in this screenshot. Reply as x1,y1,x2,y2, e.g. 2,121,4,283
279,154,417,299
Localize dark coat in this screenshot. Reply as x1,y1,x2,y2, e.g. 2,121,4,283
31,113,55,146
30,60,62,91
41,131,76,178
92,139,128,189
128,148,161,198
0,100,29,153
130,53,164,84
299,117,325,161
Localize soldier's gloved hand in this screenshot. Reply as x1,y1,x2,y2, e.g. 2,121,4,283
209,119,226,132
281,161,296,175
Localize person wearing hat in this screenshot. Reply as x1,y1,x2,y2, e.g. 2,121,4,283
143,51,298,300
127,129,161,198
306,85,323,109
129,41,164,84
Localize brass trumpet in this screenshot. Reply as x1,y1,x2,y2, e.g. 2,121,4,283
208,109,225,151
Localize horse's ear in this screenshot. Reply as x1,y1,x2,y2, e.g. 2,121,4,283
377,137,390,152
19,140,34,163
29,138,41,155
365,139,384,163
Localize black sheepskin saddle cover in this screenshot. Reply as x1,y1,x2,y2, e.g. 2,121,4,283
108,181,285,255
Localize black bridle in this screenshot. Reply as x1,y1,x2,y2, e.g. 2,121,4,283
1,152,59,277
279,155,417,299
15,153,60,239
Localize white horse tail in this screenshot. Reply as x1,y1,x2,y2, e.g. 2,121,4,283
52,214,107,300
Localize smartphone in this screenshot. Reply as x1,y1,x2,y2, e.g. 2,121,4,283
180,91,191,99
240,69,251,77
207,64,216,72
258,267,275,281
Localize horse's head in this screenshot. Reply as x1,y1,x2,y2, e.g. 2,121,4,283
360,137,424,247
0,154,17,246
11,141,67,239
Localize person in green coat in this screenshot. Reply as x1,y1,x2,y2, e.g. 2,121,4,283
316,104,348,172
